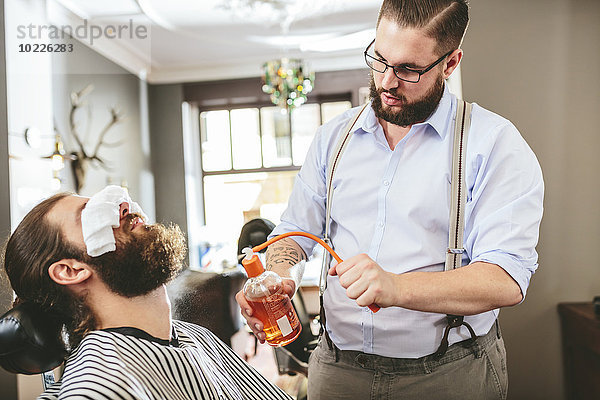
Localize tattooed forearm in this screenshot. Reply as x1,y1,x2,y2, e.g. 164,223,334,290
266,237,307,293
266,237,307,271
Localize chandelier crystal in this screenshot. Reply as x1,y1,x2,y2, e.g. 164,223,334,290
262,58,314,110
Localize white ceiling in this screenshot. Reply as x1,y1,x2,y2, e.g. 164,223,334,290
50,0,381,83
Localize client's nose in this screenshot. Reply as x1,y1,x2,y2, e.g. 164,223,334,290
119,202,130,219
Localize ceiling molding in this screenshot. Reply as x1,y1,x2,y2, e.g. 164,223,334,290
47,0,151,79
48,0,380,84
146,51,365,84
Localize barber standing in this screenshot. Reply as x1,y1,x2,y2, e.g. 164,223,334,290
236,1,543,399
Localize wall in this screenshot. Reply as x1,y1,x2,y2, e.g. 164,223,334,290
184,69,371,107
5,2,154,223
50,39,155,216
5,0,55,229
0,0,19,396
148,84,187,235
462,0,600,399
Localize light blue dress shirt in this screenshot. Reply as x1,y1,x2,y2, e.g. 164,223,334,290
271,85,544,358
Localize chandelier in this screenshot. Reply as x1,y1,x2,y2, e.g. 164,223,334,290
219,0,338,29
262,58,314,110
218,1,331,110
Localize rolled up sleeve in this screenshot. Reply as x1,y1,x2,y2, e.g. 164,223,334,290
465,114,544,300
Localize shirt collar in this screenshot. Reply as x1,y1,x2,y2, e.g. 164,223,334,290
358,83,456,139
424,83,454,138
102,326,180,347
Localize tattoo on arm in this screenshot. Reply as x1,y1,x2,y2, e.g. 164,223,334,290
266,239,307,271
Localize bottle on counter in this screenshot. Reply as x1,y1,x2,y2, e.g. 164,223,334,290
241,248,301,347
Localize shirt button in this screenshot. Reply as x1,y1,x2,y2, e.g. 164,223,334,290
378,221,384,227
383,180,390,186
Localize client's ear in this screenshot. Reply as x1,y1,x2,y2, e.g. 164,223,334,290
48,259,92,286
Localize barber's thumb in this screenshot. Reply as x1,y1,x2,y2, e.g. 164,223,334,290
282,279,296,297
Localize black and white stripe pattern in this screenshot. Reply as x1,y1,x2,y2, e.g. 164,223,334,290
39,320,291,400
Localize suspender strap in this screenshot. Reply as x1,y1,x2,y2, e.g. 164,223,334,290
318,103,369,347
324,103,370,242
319,103,369,296
433,99,475,360
445,100,473,271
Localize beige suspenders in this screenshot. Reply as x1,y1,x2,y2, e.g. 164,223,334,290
446,100,473,271
434,99,476,359
319,103,370,297
318,100,475,358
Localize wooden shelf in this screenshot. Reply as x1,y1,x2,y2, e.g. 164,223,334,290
557,302,600,400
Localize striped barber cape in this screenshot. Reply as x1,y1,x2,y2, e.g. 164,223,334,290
39,320,291,400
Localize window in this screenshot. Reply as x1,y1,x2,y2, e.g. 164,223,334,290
196,100,352,270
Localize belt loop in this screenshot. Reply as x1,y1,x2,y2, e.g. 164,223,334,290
495,319,501,339
471,334,482,359
422,358,433,374
319,294,334,352
322,330,339,362
334,341,339,362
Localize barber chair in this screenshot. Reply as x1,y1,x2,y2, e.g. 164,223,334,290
237,219,319,378
167,268,246,346
0,302,68,389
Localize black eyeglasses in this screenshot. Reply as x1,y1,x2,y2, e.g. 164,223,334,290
364,39,453,83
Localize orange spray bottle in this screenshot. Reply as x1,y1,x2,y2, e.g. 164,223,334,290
241,248,302,346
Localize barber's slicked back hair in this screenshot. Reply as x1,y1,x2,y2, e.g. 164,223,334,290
2,192,95,347
377,0,469,55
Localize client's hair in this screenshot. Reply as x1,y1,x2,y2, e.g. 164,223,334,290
2,193,96,348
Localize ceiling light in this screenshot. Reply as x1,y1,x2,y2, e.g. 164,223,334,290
262,58,314,110
300,29,375,52
218,0,341,31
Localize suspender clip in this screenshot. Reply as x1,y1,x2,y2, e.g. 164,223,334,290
447,248,464,254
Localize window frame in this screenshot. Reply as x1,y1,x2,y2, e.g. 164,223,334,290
198,93,352,177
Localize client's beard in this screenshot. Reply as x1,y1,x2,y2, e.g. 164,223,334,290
84,215,187,298
369,72,444,127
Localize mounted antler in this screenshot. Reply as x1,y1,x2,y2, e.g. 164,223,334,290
66,85,125,193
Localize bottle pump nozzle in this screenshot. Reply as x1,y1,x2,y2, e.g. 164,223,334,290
241,247,264,278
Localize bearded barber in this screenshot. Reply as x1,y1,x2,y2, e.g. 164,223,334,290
235,1,543,399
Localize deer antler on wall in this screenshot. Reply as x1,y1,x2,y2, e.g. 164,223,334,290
63,85,125,193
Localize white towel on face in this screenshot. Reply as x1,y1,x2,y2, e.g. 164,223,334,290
81,185,148,257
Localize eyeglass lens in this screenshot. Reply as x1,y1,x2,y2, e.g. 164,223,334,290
365,44,421,83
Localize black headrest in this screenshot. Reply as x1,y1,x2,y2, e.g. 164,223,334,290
237,218,275,257
0,303,68,374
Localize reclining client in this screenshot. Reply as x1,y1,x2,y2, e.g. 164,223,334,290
1,186,291,400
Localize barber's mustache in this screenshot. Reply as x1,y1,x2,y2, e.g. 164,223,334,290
379,87,406,102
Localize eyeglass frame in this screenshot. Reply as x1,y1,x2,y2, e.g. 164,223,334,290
364,39,454,83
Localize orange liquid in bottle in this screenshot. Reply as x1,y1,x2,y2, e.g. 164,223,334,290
247,290,302,347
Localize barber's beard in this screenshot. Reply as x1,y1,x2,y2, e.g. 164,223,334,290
84,215,187,298
369,72,444,127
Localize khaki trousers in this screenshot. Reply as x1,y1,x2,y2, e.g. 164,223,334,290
307,321,508,400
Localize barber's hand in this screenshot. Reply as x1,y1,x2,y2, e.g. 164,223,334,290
235,278,296,344
329,254,398,308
